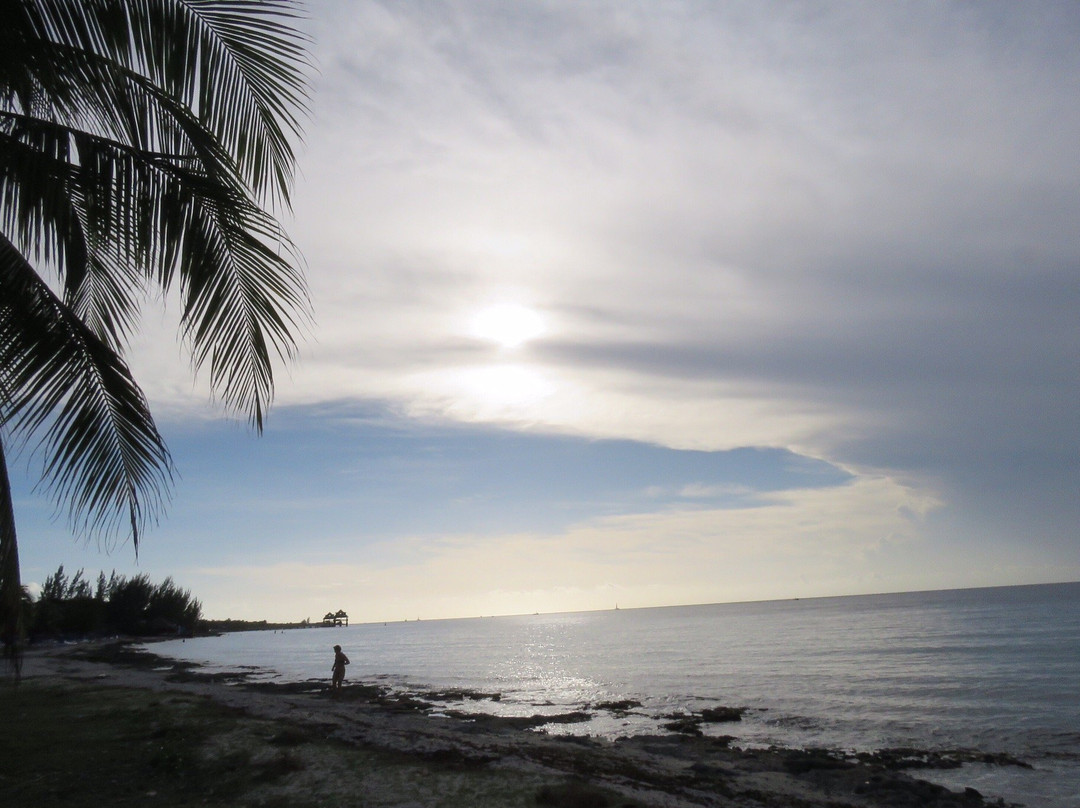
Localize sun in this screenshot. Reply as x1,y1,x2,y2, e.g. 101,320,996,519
471,303,545,348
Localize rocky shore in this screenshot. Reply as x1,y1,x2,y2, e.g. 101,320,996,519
6,642,1023,807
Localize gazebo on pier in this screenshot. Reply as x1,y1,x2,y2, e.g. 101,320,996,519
323,610,349,627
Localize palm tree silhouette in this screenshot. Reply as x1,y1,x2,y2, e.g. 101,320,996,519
1,0,311,666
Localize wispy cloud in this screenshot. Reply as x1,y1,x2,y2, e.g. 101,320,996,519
94,1,1080,614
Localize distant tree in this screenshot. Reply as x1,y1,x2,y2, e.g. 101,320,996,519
103,570,122,600
39,564,91,600
147,576,201,632
106,573,155,635
33,564,101,634
69,569,91,599
29,566,200,636
38,564,68,601
1,0,312,666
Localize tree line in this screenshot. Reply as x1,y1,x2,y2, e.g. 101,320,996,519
26,565,201,639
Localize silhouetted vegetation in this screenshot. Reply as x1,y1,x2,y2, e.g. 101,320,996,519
28,566,201,639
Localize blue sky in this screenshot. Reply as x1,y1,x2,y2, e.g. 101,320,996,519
11,1,1080,621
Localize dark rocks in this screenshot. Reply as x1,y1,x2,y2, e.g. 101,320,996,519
661,705,744,736
662,716,704,736
700,706,744,723
781,747,853,774
445,710,593,731
856,747,1032,771
851,771,991,806
424,688,502,702
594,699,642,714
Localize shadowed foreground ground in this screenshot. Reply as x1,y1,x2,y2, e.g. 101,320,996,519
0,643,1017,807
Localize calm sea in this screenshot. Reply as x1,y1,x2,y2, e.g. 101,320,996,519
151,582,1080,807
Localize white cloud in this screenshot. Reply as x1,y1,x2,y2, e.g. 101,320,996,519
678,483,755,499
114,2,1079,593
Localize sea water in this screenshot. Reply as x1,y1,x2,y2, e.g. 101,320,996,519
151,582,1080,807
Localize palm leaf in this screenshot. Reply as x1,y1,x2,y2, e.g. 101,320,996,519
1,8,312,426
18,0,310,206
0,233,172,548
1,105,311,421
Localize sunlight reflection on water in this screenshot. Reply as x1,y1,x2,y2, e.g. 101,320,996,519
151,584,1080,807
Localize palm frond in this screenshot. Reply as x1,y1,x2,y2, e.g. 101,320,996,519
18,0,311,207
3,0,312,422
1,81,311,428
0,234,173,549
0,119,147,347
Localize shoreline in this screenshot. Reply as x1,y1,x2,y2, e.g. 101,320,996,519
6,641,1019,807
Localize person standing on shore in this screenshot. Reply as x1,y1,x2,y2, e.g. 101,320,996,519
331,644,350,692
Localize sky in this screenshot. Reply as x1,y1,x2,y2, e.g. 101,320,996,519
10,0,1080,622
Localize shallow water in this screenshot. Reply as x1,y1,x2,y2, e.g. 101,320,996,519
152,582,1080,807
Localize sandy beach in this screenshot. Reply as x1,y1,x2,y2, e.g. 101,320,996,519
2,642,1012,807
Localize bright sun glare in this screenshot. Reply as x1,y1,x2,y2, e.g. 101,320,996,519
471,303,545,348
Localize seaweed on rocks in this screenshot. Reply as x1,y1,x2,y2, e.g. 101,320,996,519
661,705,745,735
243,679,327,696
444,710,594,731
423,687,502,702
700,706,744,722
856,748,1032,771
69,640,193,671
662,715,704,736
593,699,643,714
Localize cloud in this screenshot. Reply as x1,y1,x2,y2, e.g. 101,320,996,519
112,2,1080,585
678,483,755,499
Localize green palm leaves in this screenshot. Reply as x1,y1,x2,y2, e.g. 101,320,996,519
1,0,312,652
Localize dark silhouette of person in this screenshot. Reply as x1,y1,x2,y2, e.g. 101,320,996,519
331,644,350,691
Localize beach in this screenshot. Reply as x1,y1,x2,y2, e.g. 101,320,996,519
2,642,1012,807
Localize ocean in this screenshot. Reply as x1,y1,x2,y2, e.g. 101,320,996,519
150,582,1080,807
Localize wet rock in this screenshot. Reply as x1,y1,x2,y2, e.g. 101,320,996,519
662,716,703,736
781,748,853,774
376,692,433,712
699,706,744,723
424,688,502,702
446,710,593,731
594,699,642,713
851,771,990,806
857,747,1032,771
